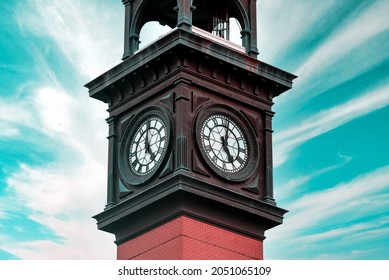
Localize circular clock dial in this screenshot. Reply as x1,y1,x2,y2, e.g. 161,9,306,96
129,116,168,176
200,114,248,173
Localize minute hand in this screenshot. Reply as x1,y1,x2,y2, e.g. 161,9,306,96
144,121,155,159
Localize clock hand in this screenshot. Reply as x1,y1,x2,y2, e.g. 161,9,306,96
221,136,234,163
149,149,156,161
148,138,157,161
225,119,230,140
145,120,150,146
145,120,153,156
222,119,229,142
147,127,158,161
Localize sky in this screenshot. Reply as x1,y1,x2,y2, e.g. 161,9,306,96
0,0,388,260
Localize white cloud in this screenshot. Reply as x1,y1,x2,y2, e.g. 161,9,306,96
266,166,389,259
271,1,389,113
315,248,381,260
0,99,36,138
295,1,389,84
275,153,352,201
3,0,386,261
0,205,7,220
17,0,123,79
274,83,389,167
29,85,108,164
3,161,115,259
0,123,19,138
273,165,389,238
34,87,73,134
258,0,337,62
0,84,113,259
303,220,389,243
0,0,124,259
275,176,310,201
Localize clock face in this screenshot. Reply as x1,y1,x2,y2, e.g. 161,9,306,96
129,116,168,176
200,114,248,174
196,107,259,182
119,107,172,186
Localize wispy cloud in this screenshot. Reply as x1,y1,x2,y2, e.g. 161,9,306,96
2,162,115,259
0,100,36,138
315,248,383,260
267,165,389,259
0,0,122,259
0,85,114,258
295,1,389,82
258,0,338,63
2,0,388,260
17,0,123,79
272,0,389,112
275,153,352,201
275,165,389,236
274,83,389,167
303,220,389,243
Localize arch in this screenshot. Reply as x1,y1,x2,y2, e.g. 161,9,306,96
124,0,177,57
122,0,257,58
139,21,173,49
191,0,249,32
191,0,256,55
131,0,177,37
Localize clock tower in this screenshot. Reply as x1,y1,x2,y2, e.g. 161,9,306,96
86,0,296,260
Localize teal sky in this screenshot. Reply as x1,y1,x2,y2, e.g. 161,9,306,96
1,0,388,259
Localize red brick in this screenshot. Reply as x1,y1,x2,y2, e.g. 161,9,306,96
117,216,263,260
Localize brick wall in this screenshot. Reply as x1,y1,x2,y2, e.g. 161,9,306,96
117,216,263,260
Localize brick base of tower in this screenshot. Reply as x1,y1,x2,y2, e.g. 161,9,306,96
117,216,263,260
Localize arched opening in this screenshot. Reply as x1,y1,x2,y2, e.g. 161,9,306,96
123,0,256,58
192,0,247,47
229,17,242,46
139,21,173,50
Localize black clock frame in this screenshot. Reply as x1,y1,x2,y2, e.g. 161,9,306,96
195,104,259,182
118,106,173,186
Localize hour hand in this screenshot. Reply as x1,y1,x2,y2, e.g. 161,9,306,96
145,134,156,160
221,136,234,163
148,146,156,161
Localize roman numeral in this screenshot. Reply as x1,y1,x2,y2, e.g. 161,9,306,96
239,147,246,153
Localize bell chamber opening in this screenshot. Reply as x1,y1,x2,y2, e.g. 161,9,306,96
138,21,173,50
123,0,255,58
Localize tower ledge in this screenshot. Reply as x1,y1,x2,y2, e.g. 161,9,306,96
85,27,296,103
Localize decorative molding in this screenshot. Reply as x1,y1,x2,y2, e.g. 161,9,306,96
176,136,188,170
242,176,260,195
192,151,210,177
159,153,174,179
118,179,133,198
192,93,210,112
160,92,175,113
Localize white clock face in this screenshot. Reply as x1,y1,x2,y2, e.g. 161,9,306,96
129,116,167,175
200,114,248,173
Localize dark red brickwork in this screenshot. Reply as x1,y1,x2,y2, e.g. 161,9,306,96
117,216,263,260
